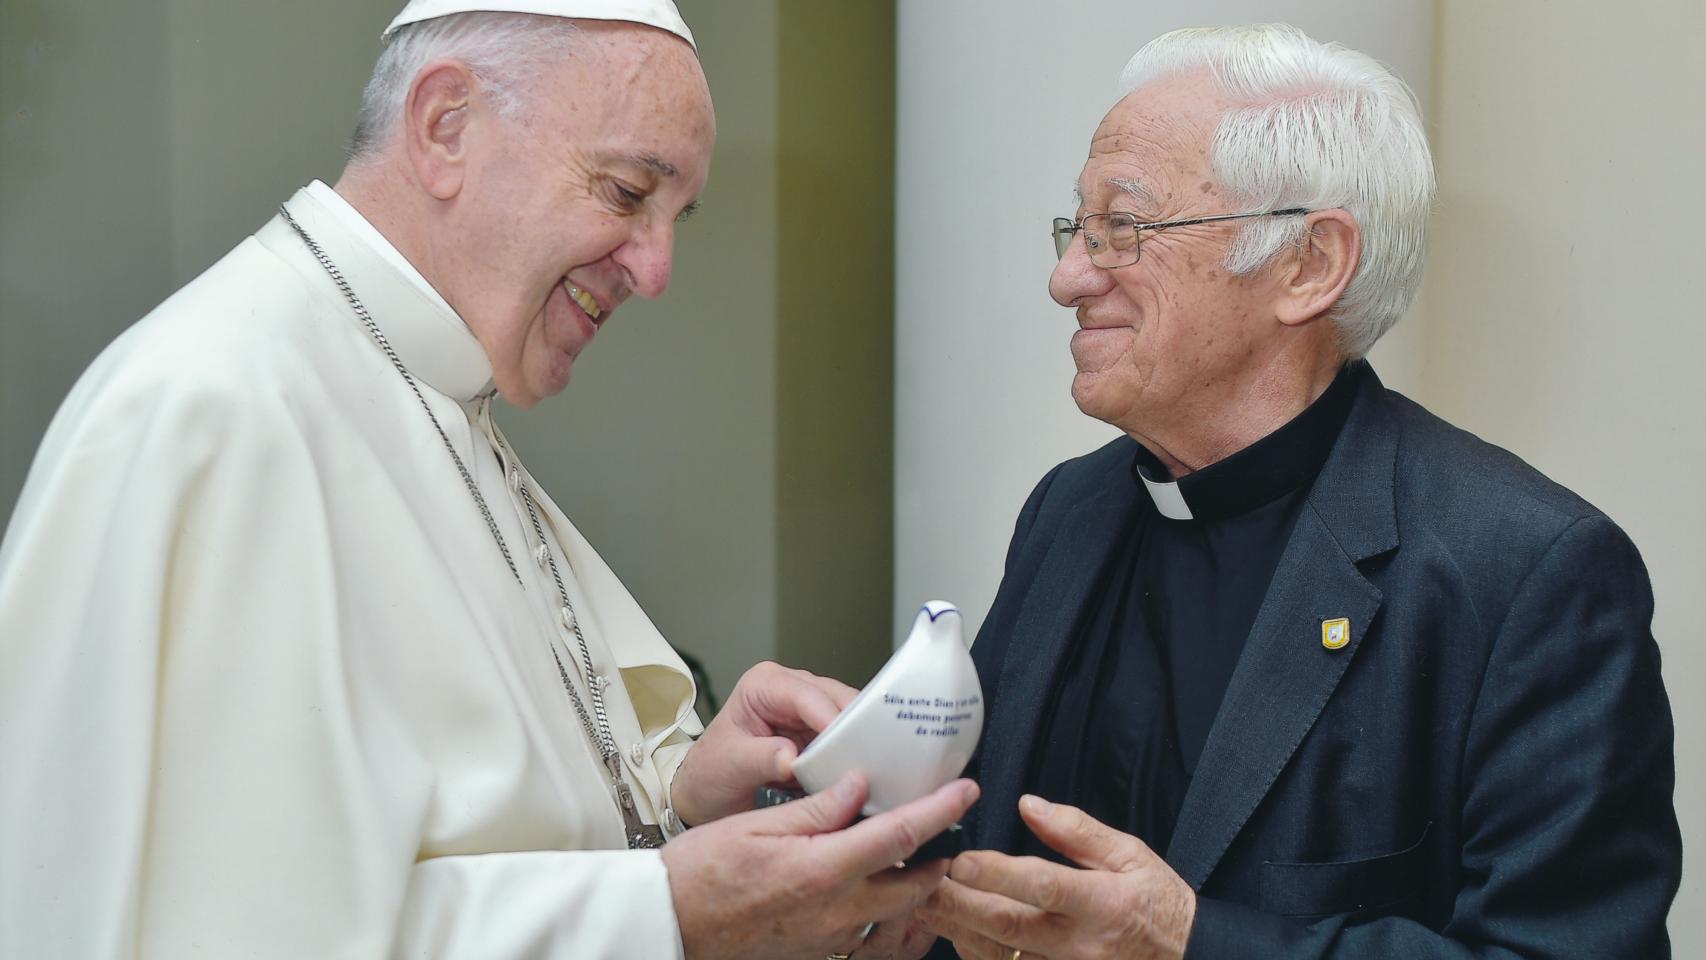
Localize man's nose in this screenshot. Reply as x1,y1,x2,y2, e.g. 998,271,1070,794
617,222,676,299
1048,233,1114,306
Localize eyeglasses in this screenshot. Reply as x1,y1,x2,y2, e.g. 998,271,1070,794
1051,208,1311,268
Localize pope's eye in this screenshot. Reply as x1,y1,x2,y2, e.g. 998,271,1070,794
608,181,646,212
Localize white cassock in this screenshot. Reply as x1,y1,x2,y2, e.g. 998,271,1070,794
0,181,703,958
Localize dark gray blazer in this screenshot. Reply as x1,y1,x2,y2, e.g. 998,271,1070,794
950,366,1679,958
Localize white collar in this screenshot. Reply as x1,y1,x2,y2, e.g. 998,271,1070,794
262,182,496,402
1137,470,1194,521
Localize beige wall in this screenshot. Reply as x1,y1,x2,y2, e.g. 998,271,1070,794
773,3,897,685
1419,0,1706,945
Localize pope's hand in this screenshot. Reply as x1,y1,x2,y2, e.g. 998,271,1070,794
663,772,978,960
918,795,1196,960
671,660,855,826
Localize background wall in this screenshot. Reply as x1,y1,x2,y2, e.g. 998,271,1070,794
893,0,1701,945
1420,0,1706,945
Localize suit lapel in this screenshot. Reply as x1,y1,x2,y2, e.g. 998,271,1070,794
1165,367,1401,888
1163,508,1382,886
977,481,1139,855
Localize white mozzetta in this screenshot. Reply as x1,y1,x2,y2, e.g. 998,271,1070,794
0,183,700,959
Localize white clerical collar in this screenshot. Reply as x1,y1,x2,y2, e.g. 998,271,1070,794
1129,363,1365,524
266,182,496,402
1137,469,1195,520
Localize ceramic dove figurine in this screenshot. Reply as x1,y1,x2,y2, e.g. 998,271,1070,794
792,601,984,815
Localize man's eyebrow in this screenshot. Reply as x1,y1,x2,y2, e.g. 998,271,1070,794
633,153,679,178
1071,176,1156,209
1106,176,1155,206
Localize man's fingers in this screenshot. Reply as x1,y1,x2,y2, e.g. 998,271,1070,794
1018,793,1154,873
844,859,950,929
892,923,939,960
763,674,846,735
918,876,1054,957
948,850,1095,917
858,916,906,956
828,779,978,876
756,771,868,836
857,914,940,960
804,672,860,711
746,735,798,783
731,663,855,743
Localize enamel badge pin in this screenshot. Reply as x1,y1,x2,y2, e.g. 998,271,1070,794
1321,618,1351,650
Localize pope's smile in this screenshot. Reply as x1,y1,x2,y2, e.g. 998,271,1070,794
562,279,605,324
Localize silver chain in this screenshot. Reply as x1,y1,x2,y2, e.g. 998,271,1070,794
279,205,660,847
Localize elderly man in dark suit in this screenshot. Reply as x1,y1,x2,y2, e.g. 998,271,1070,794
916,23,1679,960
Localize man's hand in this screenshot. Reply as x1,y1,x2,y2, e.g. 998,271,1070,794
671,661,856,827
662,772,978,960
854,912,941,960
919,795,1196,960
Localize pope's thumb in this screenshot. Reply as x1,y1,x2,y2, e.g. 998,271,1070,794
765,772,868,836
737,735,797,785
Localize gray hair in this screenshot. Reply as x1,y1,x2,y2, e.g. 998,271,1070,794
1119,24,1436,358
348,12,582,162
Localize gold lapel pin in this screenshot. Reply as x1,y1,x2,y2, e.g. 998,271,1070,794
1321,618,1351,650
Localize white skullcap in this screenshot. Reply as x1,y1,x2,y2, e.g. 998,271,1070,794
381,0,694,49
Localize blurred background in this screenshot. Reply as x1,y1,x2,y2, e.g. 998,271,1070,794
3,0,1701,944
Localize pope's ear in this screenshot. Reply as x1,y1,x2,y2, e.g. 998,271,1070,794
1275,208,1361,328
403,60,476,201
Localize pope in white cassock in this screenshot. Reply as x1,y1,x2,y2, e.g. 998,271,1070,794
0,2,976,958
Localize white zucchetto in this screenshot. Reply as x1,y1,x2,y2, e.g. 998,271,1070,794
382,0,694,48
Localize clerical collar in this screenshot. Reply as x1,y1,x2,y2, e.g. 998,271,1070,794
264,182,496,402
1130,362,1363,522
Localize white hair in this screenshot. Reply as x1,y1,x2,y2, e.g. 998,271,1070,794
348,12,582,162
1119,24,1436,358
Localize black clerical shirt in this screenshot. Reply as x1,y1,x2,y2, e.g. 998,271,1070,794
1020,362,1361,860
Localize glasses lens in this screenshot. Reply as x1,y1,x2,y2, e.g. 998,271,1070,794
1087,214,1139,267
1052,219,1076,260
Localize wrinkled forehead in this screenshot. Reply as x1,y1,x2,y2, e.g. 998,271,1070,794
573,19,711,99
550,23,716,168
1074,73,1224,207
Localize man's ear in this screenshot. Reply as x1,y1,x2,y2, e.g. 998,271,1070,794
1275,208,1361,328
402,60,477,201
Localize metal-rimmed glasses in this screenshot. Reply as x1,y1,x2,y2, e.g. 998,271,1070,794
1052,208,1311,268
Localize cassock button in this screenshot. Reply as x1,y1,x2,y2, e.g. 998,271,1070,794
560,606,577,631
508,466,522,493
629,742,645,766
534,542,551,570
1321,618,1351,650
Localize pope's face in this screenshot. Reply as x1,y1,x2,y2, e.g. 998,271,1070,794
1047,72,1279,441
458,24,715,407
